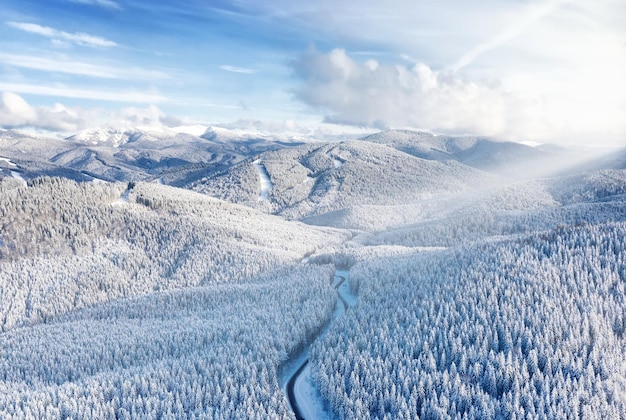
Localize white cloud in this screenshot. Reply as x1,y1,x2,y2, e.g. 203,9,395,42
0,82,168,103
215,117,377,141
292,48,509,135
113,105,183,128
291,48,626,145
0,92,90,132
219,118,304,133
0,93,185,133
220,65,256,74
0,92,37,127
0,53,170,80
234,0,624,144
66,0,121,10
6,21,117,48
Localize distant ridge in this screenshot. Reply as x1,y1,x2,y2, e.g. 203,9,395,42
360,129,557,176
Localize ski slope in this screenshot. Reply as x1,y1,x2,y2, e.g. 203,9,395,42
253,159,273,201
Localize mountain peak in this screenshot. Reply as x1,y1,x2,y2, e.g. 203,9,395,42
66,126,139,147
65,124,211,147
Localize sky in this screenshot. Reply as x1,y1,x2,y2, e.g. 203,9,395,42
0,0,624,145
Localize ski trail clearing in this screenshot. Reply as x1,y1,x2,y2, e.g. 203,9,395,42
0,157,16,167
10,170,26,185
253,159,273,201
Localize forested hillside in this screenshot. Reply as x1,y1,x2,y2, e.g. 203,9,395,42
0,264,337,418
1,128,625,419
312,222,626,418
191,140,495,220
0,127,308,185
360,130,565,177
0,177,347,333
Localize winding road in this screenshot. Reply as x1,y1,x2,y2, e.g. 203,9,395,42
286,360,309,420
283,270,355,419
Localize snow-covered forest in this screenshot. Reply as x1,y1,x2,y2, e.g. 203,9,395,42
0,264,337,418
312,222,626,418
191,140,495,219
1,128,626,418
0,177,346,333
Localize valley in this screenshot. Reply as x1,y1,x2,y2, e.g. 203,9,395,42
1,128,625,418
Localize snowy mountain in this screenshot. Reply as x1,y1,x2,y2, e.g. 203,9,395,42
0,125,314,185
201,126,308,144
361,129,567,177
200,126,312,156
2,125,626,418
66,124,306,148
190,139,497,220
67,126,144,147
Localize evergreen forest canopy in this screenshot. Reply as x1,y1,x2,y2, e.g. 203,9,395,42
1,128,625,418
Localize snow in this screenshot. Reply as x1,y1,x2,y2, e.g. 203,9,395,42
253,159,273,201
293,364,334,420
278,287,345,388
68,127,133,147
326,151,345,168
10,171,26,184
67,125,183,147
169,125,208,137
335,269,356,307
0,157,16,167
202,126,311,144
81,173,109,184
519,140,543,147
112,187,130,206
283,269,357,419
279,350,309,390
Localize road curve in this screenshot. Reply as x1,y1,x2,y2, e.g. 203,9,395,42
286,360,308,420
285,273,348,420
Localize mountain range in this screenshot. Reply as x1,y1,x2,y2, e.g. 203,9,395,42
2,125,626,418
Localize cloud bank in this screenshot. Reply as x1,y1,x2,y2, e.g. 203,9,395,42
291,48,625,144
0,92,88,132
0,93,181,134
292,48,511,135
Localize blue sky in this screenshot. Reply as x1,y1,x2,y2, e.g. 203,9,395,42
0,0,624,145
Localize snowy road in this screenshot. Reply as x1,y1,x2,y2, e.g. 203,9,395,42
283,269,356,419
253,159,273,201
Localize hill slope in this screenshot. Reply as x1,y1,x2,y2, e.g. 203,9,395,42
0,177,347,333
0,126,311,186
190,140,496,220
360,129,565,177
